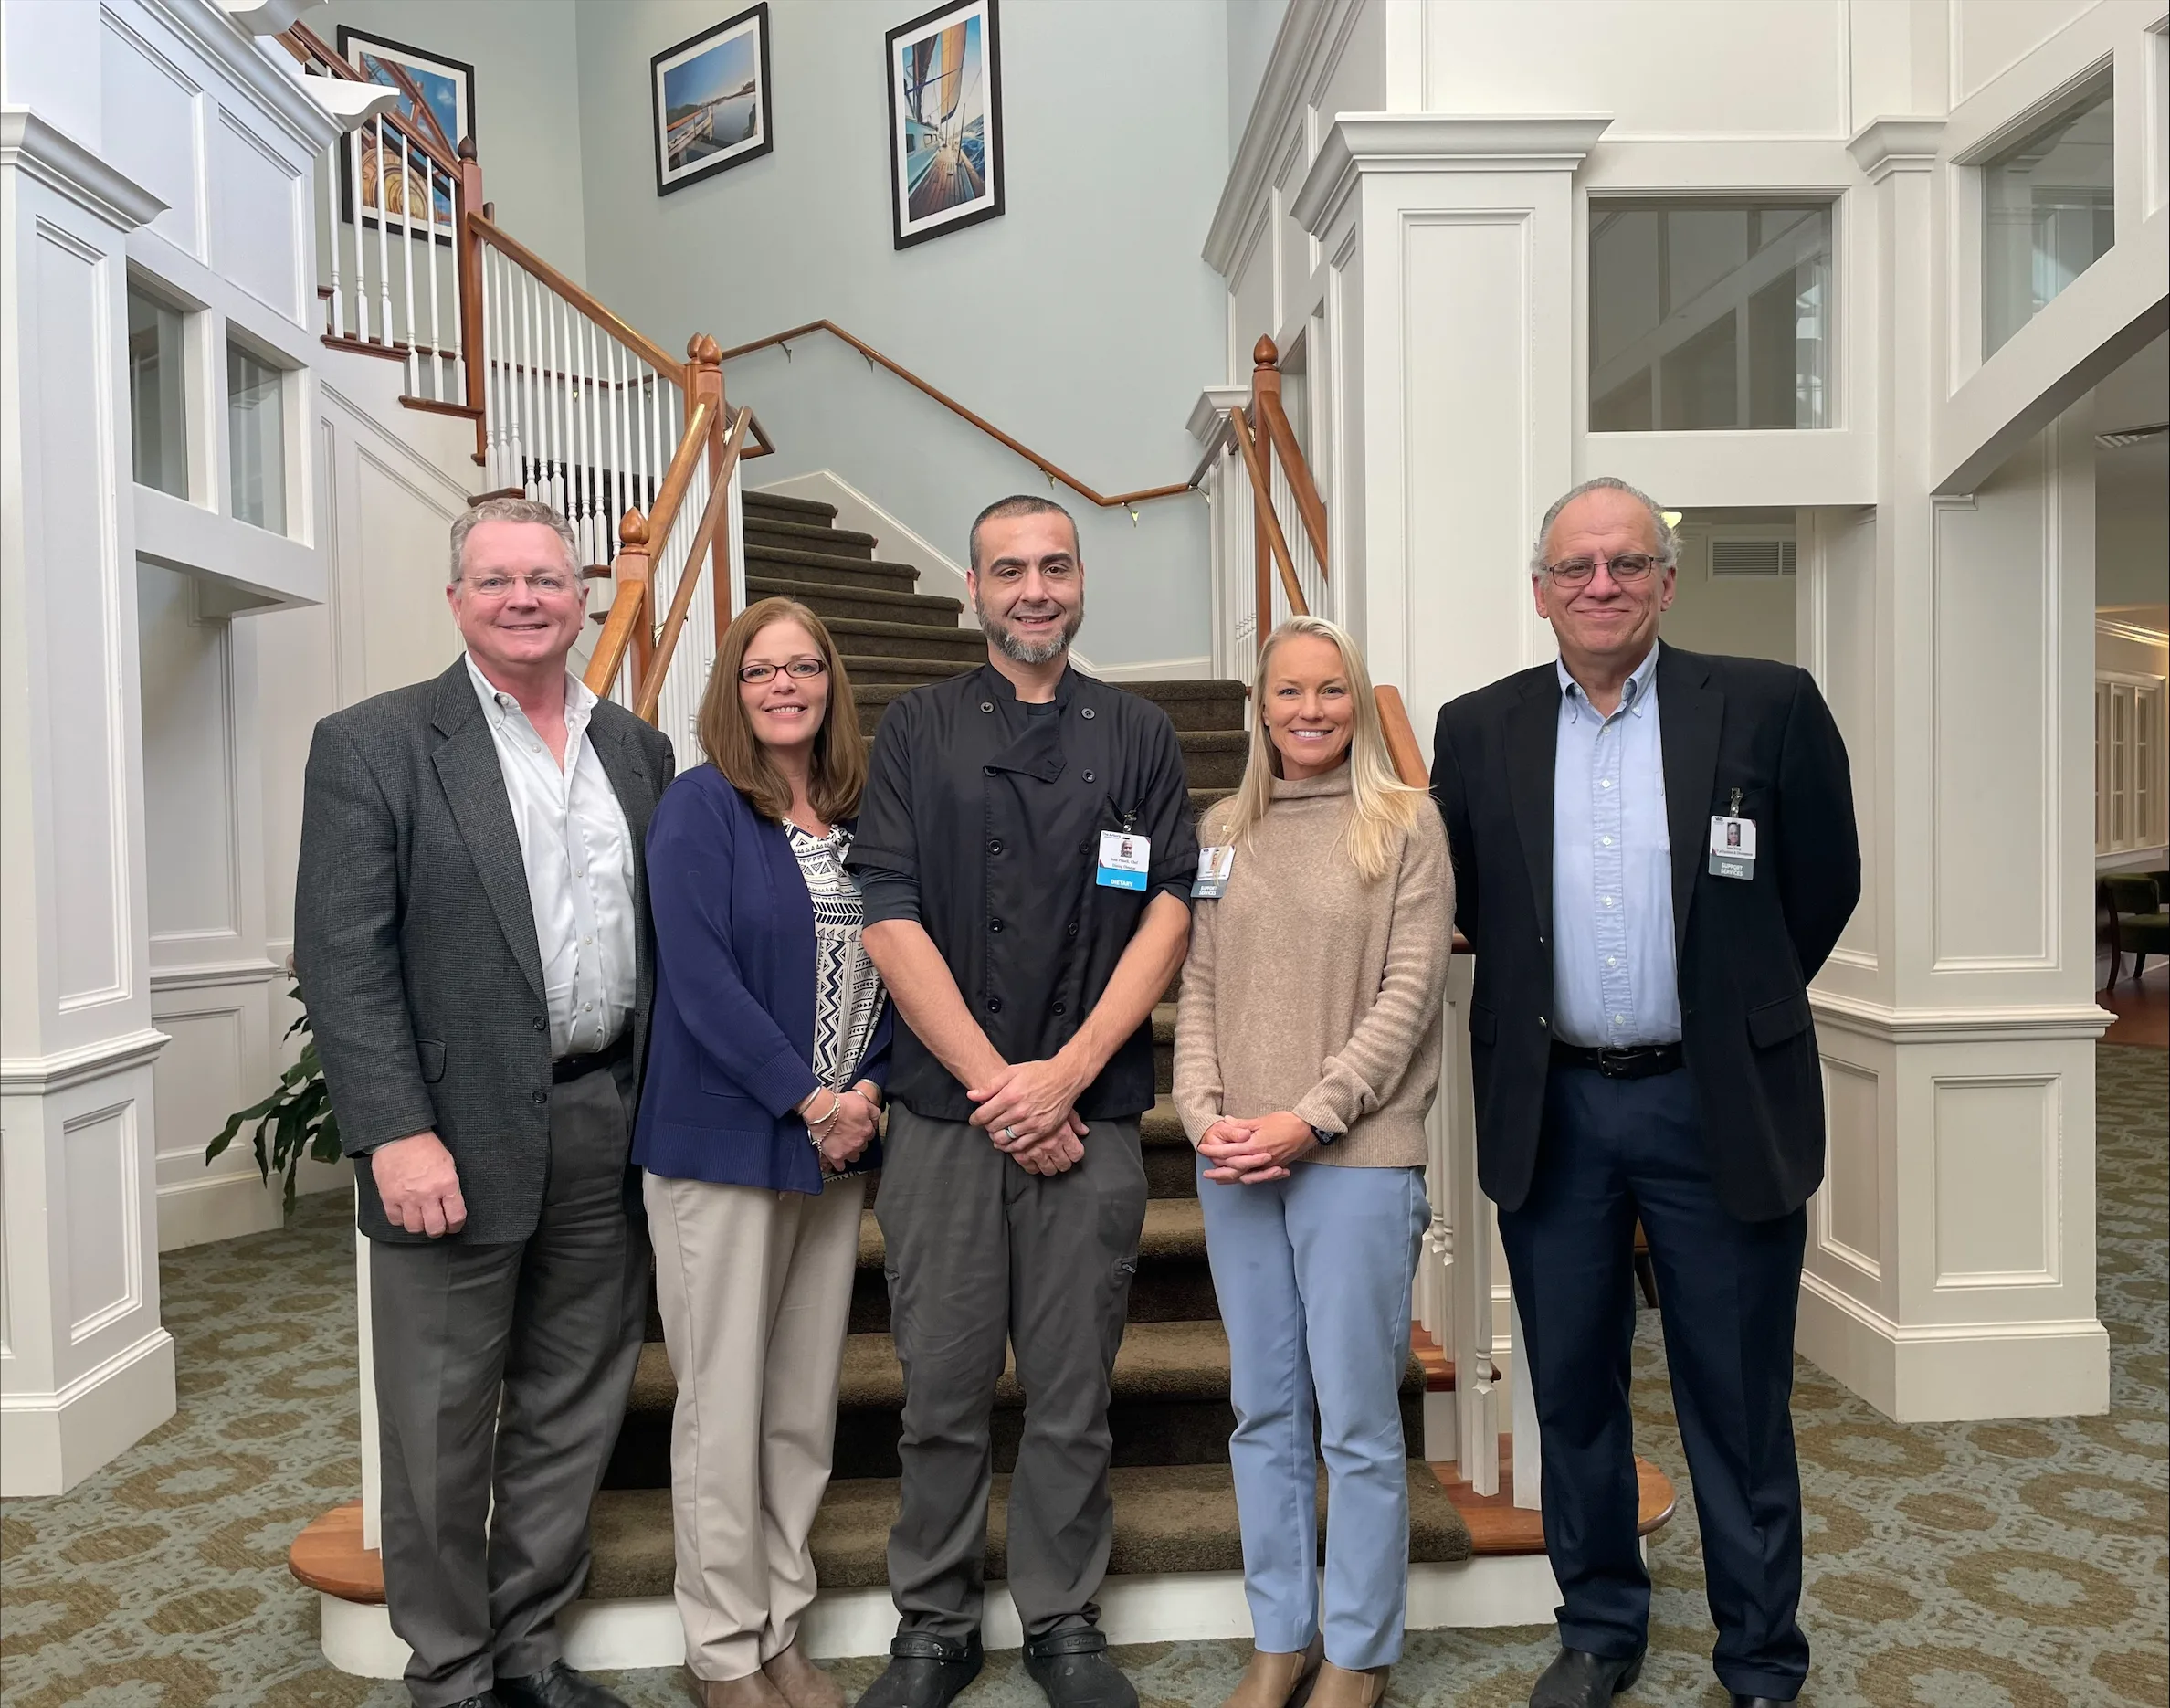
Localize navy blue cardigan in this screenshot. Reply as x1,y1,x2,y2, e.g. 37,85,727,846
632,764,891,1194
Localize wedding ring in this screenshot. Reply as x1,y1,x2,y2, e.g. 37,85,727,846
1003,1125,1019,1143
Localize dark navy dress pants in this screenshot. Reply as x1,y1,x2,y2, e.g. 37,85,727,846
1496,1062,1811,1703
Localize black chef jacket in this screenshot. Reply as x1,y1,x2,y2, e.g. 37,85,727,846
848,661,1197,1124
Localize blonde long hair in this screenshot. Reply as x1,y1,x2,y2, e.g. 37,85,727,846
1206,616,1425,882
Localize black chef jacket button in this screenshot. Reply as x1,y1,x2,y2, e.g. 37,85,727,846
990,918,1004,933
981,701,995,713
984,765,996,776
1066,922,1080,938
1082,769,1095,783
988,838,1003,855
1078,841,1091,857
1081,707,1095,719
986,996,1004,1014
1052,1001,1067,1016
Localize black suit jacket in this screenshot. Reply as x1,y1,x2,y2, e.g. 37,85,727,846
294,658,676,1244
1430,642,1859,1222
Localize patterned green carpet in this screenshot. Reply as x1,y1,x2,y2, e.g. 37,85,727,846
3,1045,2163,1707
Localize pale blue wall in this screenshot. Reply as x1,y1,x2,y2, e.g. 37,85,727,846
1226,0,1290,151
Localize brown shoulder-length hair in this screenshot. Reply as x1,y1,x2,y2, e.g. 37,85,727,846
697,596,868,824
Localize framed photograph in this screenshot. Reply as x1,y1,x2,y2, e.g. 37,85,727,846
884,0,1004,250
652,5,775,196
337,26,475,237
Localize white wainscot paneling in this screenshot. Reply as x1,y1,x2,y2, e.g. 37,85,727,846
1952,0,2097,105
1811,507,1879,969
1933,1074,2059,1288
1930,462,2057,971
100,11,204,258
212,108,300,322
1817,1058,1880,1281
32,224,129,1011
353,448,465,698
149,991,282,1249
139,564,240,957
1402,213,1533,716
65,1101,144,1340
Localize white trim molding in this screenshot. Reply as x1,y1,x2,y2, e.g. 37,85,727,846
0,1325,176,1495
1808,991,2114,1043
0,108,167,229
0,1028,171,1093
1292,113,1615,235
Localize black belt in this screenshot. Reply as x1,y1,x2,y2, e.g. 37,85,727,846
552,1031,632,1084
1550,1039,1683,1080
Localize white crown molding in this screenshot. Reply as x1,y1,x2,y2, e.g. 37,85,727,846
133,0,343,155
1290,114,1614,236
1807,989,2112,1042
1205,0,1355,277
0,109,166,229
215,0,322,34
1846,116,1947,182
0,1027,171,1094
1186,385,1248,443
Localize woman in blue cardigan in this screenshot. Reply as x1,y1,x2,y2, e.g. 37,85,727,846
636,596,890,1708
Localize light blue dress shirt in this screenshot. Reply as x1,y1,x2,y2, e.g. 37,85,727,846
1550,648,1680,1048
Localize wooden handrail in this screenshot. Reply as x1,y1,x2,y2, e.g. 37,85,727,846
637,406,753,723
713,320,1194,510
278,22,462,179
468,215,689,386
581,399,716,700
1258,388,1328,575
1229,404,1308,618
1375,685,1428,789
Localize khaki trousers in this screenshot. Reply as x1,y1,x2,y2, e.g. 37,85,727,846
645,1169,867,1682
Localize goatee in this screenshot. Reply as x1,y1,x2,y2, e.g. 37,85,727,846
977,597,1083,666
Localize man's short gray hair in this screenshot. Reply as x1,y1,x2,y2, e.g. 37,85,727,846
1529,477,1678,579
448,497,580,586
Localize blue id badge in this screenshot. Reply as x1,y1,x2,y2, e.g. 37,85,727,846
1096,830,1150,891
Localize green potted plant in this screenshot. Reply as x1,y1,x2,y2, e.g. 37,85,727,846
206,970,343,1214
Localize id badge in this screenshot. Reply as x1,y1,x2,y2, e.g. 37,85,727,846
1193,845,1236,900
1097,830,1152,891
1709,815,1757,880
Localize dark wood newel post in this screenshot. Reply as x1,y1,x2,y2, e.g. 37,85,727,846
458,138,488,463
1250,334,1280,658
616,507,655,706
687,334,730,642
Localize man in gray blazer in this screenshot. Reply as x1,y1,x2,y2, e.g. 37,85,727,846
296,497,675,1708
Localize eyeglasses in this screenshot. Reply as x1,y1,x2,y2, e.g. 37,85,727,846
464,573,579,600
738,658,828,685
1544,554,1661,587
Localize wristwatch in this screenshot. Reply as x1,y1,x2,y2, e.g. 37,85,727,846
1309,1123,1340,1147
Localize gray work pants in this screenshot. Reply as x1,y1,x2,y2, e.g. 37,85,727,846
369,1058,649,1707
877,1103,1148,1639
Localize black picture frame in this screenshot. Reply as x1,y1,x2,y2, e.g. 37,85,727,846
884,0,1005,250
335,26,476,243
652,4,775,197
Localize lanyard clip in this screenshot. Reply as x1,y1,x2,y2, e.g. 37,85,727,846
1728,787,1743,817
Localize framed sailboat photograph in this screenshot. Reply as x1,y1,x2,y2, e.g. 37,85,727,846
884,0,1004,249
652,4,775,197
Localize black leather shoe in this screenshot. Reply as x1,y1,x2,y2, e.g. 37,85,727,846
444,1697,504,1708
1023,1628,1137,1708
1732,1697,1793,1707
1529,1646,1644,1708
857,1631,985,1708
496,1661,630,1708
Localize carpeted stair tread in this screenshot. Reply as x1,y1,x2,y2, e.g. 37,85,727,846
742,490,839,523
744,517,878,555
586,1460,1470,1598
743,544,923,590
824,617,986,662
840,653,976,687
856,1197,1205,1272
745,575,964,629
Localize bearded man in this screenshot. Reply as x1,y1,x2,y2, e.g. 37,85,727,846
846,496,1196,1708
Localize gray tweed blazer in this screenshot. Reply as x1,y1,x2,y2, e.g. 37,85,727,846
293,657,676,1245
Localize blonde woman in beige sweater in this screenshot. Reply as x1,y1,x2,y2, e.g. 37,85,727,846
1175,617,1452,1708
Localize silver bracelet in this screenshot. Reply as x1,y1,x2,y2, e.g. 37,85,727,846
804,1090,842,1132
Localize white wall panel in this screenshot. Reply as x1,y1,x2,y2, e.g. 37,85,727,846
1316,0,1385,123
148,1005,244,1170
100,13,204,259
63,1102,141,1337
138,564,240,954
31,226,128,1011
211,109,300,323
1932,1074,2059,1284
1819,1058,1881,1279
1952,0,2097,105
354,448,464,698
1811,507,1880,971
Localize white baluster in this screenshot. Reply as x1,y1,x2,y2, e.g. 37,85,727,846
398,132,419,395
373,119,394,351
346,123,369,339
480,247,500,485
322,132,344,338
424,161,444,402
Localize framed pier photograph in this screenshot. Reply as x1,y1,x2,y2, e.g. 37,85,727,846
652,4,775,196
884,0,1004,249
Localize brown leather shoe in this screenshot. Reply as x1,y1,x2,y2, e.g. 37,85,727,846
1306,1661,1389,1708
763,1643,847,1708
682,1667,791,1708
1219,1637,1324,1708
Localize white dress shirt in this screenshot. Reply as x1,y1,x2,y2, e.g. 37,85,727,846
467,657,637,1058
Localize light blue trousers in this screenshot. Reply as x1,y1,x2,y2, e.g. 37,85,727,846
1198,1157,1430,1668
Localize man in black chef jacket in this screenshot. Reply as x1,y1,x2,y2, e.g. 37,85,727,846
848,495,1196,1708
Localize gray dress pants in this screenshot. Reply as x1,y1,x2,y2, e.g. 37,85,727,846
369,1058,650,1707
877,1103,1148,1639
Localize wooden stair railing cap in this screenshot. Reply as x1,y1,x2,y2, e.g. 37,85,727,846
468,213,688,387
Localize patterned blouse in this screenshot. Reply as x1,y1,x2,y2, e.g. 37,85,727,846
785,822,885,1091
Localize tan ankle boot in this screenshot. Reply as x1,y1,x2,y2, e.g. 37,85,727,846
1220,1636,1324,1708
762,1642,846,1708
683,1667,791,1708
1306,1661,1389,1708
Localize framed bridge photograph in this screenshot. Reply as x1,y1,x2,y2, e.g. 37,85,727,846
652,4,774,197
885,0,1004,249
337,26,473,236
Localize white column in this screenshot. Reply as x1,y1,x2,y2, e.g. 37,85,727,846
1,110,176,1493
1794,121,2110,1423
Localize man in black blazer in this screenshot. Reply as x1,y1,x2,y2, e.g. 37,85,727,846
296,499,674,1708
1431,478,1858,1708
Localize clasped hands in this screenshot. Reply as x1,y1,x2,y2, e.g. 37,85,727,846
799,1081,881,1174
1198,1111,1319,1184
967,1054,1090,1176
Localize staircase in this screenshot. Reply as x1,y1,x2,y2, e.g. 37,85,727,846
585,490,1473,1616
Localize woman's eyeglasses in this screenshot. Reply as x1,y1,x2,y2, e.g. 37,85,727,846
738,658,828,685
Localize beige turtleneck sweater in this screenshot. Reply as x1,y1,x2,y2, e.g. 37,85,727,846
1174,767,1453,1169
